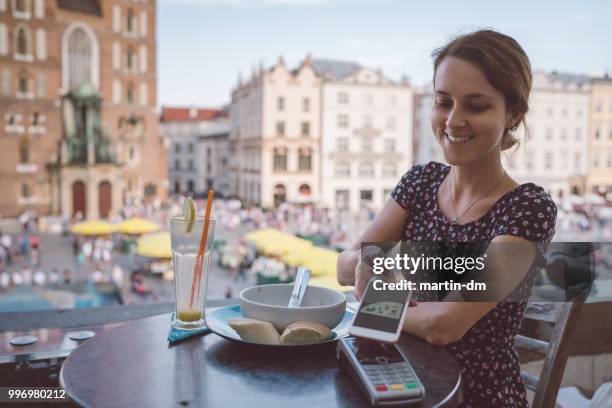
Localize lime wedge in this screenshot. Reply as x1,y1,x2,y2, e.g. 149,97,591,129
183,197,196,233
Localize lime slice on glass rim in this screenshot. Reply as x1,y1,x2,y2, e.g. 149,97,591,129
182,197,196,233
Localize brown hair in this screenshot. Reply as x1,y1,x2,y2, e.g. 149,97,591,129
432,29,532,150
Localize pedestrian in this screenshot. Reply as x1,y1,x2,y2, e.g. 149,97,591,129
62,269,72,284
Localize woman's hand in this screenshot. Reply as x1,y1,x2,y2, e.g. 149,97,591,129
354,259,374,301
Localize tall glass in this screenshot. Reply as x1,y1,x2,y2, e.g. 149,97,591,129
170,215,215,330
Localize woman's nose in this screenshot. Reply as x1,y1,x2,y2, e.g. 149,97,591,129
445,107,467,129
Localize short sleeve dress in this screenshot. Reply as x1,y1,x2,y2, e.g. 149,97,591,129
391,161,557,408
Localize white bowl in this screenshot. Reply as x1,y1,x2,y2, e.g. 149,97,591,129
239,284,347,332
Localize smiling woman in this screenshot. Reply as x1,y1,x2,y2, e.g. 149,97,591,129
336,29,558,408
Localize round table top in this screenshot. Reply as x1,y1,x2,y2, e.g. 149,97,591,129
61,312,461,408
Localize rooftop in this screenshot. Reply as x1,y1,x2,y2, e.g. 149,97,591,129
160,107,227,123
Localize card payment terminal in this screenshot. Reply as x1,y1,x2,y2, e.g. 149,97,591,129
337,337,425,407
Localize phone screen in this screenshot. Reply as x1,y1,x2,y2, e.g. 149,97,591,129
353,278,411,333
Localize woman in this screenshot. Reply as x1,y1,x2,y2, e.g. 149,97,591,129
337,29,557,407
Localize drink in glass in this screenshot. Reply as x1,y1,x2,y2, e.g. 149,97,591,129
170,215,215,330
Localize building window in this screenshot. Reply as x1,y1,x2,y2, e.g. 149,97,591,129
362,138,372,152
595,101,602,112
15,25,30,56
302,97,309,112
277,96,284,111
32,111,40,125
595,128,601,140
363,115,373,129
18,70,29,94
139,82,147,106
188,159,194,171
382,162,396,178
360,189,373,203
113,5,121,32
0,23,8,56
188,143,193,153
335,190,349,209
338,114,349,129
547,108,554,117
126,9,135,34
19,138,29,163
187,180,194,193
129,146,135,160
561,128,567,141
386,94,397,107
383,189,392,198
384,139,395,152
561,108,568,117
301,121,310,137
546,127,553,140
359,162,374,178
66,27,93,90
338,92,349,105
574,152,581,171
544,151,553,170
593,153,599,168
174,144,181,153
525,151,533,170
139,10,148,37
298,148,312,171
337,137,349,152
174,159,180,170
174,181,180,194
21,183,30,198
362,93,373,106
126,47,135,71
139,45,147,73
276,121,285,136
1,68,11,95
575,128,581,141
112,79,121,103
273,148,287,171
334,161,350,178
126,82,134,104
385,116,396,130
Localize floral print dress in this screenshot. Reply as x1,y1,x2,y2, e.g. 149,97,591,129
391,162,557,407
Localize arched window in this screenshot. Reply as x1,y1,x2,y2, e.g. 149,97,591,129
298,184,311,196
15,26,29,55
19,138,29,163
18,70,29,93
67,27,92,89
126,9,135,33
126,46,134,71
15,0,27,13
126,82,134,104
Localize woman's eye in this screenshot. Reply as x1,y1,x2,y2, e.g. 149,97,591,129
435,99,451,108
469,105,489,112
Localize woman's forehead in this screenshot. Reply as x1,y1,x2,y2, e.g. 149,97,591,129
434,56,501,99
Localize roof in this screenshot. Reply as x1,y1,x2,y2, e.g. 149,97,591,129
311,58,362,80
160,107,228,123
56,0,102,16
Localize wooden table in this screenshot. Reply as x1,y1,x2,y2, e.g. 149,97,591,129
60,312,461,407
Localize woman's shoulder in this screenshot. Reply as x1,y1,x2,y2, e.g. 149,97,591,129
493,182,557,242
391,162,446,210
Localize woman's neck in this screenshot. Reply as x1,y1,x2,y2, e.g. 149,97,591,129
449,155,506,200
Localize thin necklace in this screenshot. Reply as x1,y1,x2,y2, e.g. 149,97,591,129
449,170,507,225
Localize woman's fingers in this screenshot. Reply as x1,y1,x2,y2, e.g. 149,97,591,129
354,261,374,301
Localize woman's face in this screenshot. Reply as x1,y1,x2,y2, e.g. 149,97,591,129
431,56,515,166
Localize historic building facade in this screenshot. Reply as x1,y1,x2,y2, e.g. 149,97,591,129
587,76,612,195
504,71,591,199
0,0,166,219
316,59,413,212
160,106,229,198
229,56,321,207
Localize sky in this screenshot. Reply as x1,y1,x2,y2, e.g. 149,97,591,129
158,0,612,108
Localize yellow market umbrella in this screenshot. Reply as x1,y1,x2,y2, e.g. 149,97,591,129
310,274,351,293
116,217,159,235
244,228,312,256
136,232,172,258
71,220,116,235
284,246,339,276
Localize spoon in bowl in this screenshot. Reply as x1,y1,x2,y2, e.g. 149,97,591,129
288,266,311,308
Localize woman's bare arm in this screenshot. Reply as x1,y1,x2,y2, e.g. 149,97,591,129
336,198,407,296
402,235,537,345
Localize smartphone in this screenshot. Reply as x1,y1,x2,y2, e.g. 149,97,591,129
349,277,411,343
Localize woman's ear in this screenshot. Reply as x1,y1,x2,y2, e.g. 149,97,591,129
505,104,522,130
